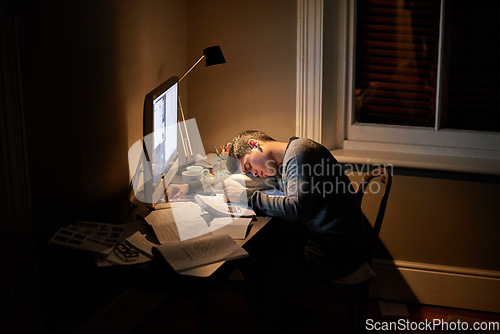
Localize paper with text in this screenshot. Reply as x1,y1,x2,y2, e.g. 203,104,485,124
153,234,248,272
145,201,211,242
194,194,255,218
207,217,252,239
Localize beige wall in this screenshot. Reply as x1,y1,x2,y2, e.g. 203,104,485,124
185,0,297,153
349,171,500,271
19,0,187,230
112,1,188,150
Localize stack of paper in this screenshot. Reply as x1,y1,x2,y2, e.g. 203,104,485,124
194,194,255,218
153,234,248,272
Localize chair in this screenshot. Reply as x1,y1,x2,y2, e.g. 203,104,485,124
355,167,392,266
345,167,392,332
292,167,392,333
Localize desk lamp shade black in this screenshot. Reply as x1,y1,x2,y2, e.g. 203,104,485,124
178,46,226,163
204,46,226,66
179,46,226,82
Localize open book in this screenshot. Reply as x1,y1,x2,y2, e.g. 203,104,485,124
194,194,255,218
144,201,208,243
152,233,248,272
207,217,253,240
144,201,254,243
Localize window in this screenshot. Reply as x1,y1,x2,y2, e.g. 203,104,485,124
355,0,500,132
355,0,440,128
342,0,500,159
439,1,500,132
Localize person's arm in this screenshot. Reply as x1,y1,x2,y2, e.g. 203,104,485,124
165,178,207,201
245,151,319,221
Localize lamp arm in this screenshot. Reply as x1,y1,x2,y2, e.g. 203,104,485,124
179,54,205,82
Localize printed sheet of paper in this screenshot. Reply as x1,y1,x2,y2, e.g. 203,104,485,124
95,231,156,267
49,221,125,255
95,248,151,267
145,201,211,243
153,234,248,272
144,209,181,243
194,194,255,218
126,231,155,256
207,217,252,239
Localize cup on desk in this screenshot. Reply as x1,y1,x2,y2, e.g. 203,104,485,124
182,166,209,182
186,165,207,173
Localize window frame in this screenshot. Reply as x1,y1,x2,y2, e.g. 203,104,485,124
338,0,500,160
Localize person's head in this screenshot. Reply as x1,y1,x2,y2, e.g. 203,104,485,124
227,130,278,177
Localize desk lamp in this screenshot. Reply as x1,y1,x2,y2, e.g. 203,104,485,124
178,46,226,163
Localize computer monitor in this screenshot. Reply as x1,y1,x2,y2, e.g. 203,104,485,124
143,76,179,205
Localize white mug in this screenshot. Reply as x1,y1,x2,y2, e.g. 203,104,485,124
182,167,209,182
186,165,206,172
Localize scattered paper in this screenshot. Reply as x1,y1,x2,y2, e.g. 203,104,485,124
153,234,248,272
126,231,156,256
145,201,211,242
208,217,252,239
194,194,255,218
96,248,152,267
95,231,156,267
49,221,125,255
144,209,181,243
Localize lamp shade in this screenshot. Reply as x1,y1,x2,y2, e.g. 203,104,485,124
204,46,226,66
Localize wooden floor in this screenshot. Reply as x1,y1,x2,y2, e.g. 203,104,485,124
76,280,500,334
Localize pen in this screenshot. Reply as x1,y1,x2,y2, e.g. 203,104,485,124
214,146,224,160
162,174,169,203
221,179,235,218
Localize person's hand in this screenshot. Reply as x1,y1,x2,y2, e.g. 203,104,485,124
223,185,244,203
166,184,189,201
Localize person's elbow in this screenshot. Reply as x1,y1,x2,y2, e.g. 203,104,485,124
281,199,303,221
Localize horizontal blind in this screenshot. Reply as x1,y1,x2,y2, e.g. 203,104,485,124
355,0,440,127
440,1,500,132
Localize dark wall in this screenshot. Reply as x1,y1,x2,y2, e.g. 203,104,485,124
17,1,187,240
18,1,128,236
14,1,187,331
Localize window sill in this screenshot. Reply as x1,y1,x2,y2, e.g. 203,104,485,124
331,149,500,176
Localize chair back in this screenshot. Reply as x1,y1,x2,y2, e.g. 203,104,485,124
356,167,392,264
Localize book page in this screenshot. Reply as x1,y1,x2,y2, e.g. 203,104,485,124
145,201,211,242
194,194,255,218
175,218,211,241
207,217,252,239
144,209,180,243
154,234,248,272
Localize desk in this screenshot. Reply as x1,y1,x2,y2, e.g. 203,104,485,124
179,216,271,277
127,216,271,333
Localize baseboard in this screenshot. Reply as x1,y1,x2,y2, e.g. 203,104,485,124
370,259,500,313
